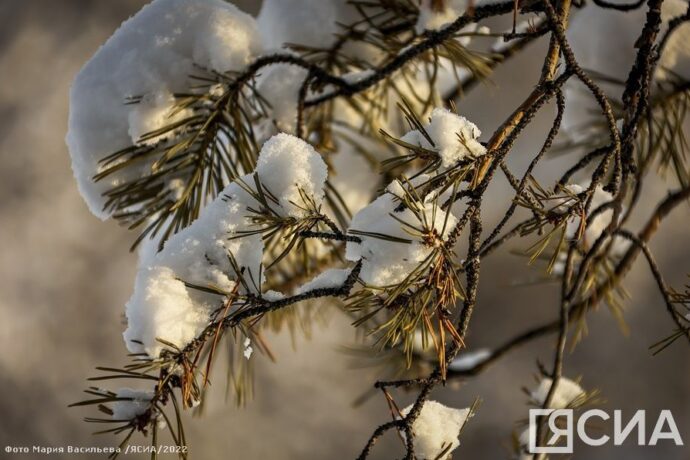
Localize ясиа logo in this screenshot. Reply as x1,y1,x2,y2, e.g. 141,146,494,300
527,409,684,454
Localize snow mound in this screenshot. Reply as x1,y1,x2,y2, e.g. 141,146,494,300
400,108,486,169
67,0,262,219
401,400,472,460
124,134,327,357
346,179,458,287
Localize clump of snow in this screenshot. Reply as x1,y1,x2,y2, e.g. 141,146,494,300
125,265,219,358
400,108,486,169
531,377,585,409
416,0,472,34
66,0,262,219
257,0,375,60
256,63,309,134
243,337,253,360
194,9,261,73
448,348,491,371
258,0,342,50
112,388,154,421
346,179,458,287
255,134,328,217
516,428,533,459
262,290,286,302
124,134,328,357
401,400,472,460
296,268,351,294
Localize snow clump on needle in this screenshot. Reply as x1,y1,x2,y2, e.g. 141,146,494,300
345,178,459,287
66,0,262,218
400,108,486,170
123,134,328,357
401,400,473,460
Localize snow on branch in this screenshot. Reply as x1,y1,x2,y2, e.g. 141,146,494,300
67,0,262,220
65,0,690,458
124,133,328,357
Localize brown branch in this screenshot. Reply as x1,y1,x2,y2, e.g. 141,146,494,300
447,186,690,380
615,229,690,343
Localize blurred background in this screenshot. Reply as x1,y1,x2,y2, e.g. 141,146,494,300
0,1,688,459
